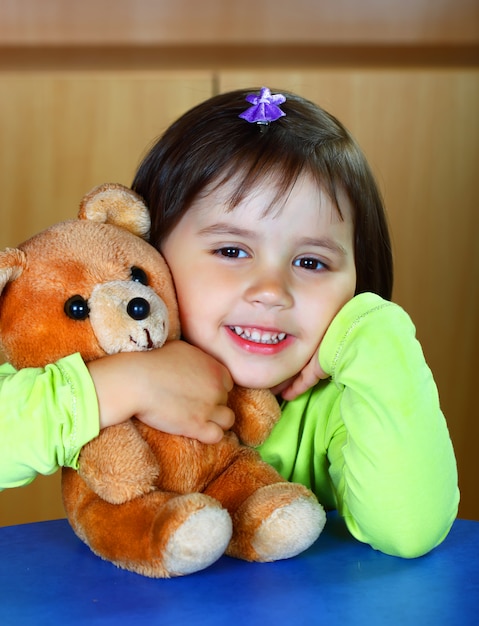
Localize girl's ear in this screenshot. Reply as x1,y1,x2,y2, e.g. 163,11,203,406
78,183,151,240
0,248,26,295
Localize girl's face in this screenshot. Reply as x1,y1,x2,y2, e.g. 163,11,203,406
161,172,356,390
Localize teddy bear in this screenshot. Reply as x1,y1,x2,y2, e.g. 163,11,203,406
0,183,326,577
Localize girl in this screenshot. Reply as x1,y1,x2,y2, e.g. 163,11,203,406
130,87,459,558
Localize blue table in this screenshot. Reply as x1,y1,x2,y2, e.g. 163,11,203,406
0,512,478,625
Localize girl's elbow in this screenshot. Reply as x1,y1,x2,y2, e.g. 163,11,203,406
370,525,451,559
346,502,458,559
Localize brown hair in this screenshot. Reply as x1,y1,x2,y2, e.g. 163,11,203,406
132,88,393,299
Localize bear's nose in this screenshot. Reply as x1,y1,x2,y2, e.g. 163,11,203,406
127,297,151,321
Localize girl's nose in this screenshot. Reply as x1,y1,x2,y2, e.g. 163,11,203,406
244,272,293,309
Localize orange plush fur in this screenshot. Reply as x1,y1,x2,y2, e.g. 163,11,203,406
0,183,325,577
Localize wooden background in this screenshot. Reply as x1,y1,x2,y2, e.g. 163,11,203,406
1,0,478,525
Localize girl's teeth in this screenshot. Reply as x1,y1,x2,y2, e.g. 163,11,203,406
231,326,286,344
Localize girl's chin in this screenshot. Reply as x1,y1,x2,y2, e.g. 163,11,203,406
269,377,296,396
230,371,295,392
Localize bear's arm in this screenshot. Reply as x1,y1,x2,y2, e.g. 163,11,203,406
228,387,281,447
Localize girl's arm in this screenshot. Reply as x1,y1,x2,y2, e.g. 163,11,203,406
0,341,233,490
319,293,459,557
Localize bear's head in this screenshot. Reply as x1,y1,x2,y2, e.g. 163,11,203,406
0,183,180,369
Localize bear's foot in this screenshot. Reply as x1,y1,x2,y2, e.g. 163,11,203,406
117,492,233,578
227,482,326,562
162,495,233,576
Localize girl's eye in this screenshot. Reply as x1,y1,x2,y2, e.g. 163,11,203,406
215,247,249,259
293,257,326,271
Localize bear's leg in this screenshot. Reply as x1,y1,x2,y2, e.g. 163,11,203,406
204,450,326,562
62,468,232,578
78,420,160,504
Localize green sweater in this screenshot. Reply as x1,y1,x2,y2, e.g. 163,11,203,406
0,293,458,557
258,293,459,558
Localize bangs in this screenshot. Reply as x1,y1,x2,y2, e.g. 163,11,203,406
207,143,344,220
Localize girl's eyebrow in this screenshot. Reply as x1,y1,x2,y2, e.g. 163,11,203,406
198,223,256,238
299,237,348,257
199,223,348,257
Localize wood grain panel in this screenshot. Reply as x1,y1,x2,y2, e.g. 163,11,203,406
0,71,212,249
1,68,478,525
0,474,64,526
0,0,478,45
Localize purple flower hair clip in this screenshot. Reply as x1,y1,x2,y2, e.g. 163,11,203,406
238,87,286,127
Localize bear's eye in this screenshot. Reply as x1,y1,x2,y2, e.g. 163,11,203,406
131,266,148,286
64,295,90,320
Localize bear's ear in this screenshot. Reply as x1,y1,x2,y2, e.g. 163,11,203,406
0,248,26,295
78,183,151,239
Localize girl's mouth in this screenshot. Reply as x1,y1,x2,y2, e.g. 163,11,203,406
229,325,287,345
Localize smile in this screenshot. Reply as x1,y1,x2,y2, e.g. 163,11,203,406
230,326,287,345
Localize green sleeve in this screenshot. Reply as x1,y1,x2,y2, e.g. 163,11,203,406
319,293,459,557
258,293,459,557
0,353,100,489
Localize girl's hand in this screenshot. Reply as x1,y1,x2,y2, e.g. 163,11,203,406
88,341,235,444
276,349,329,401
